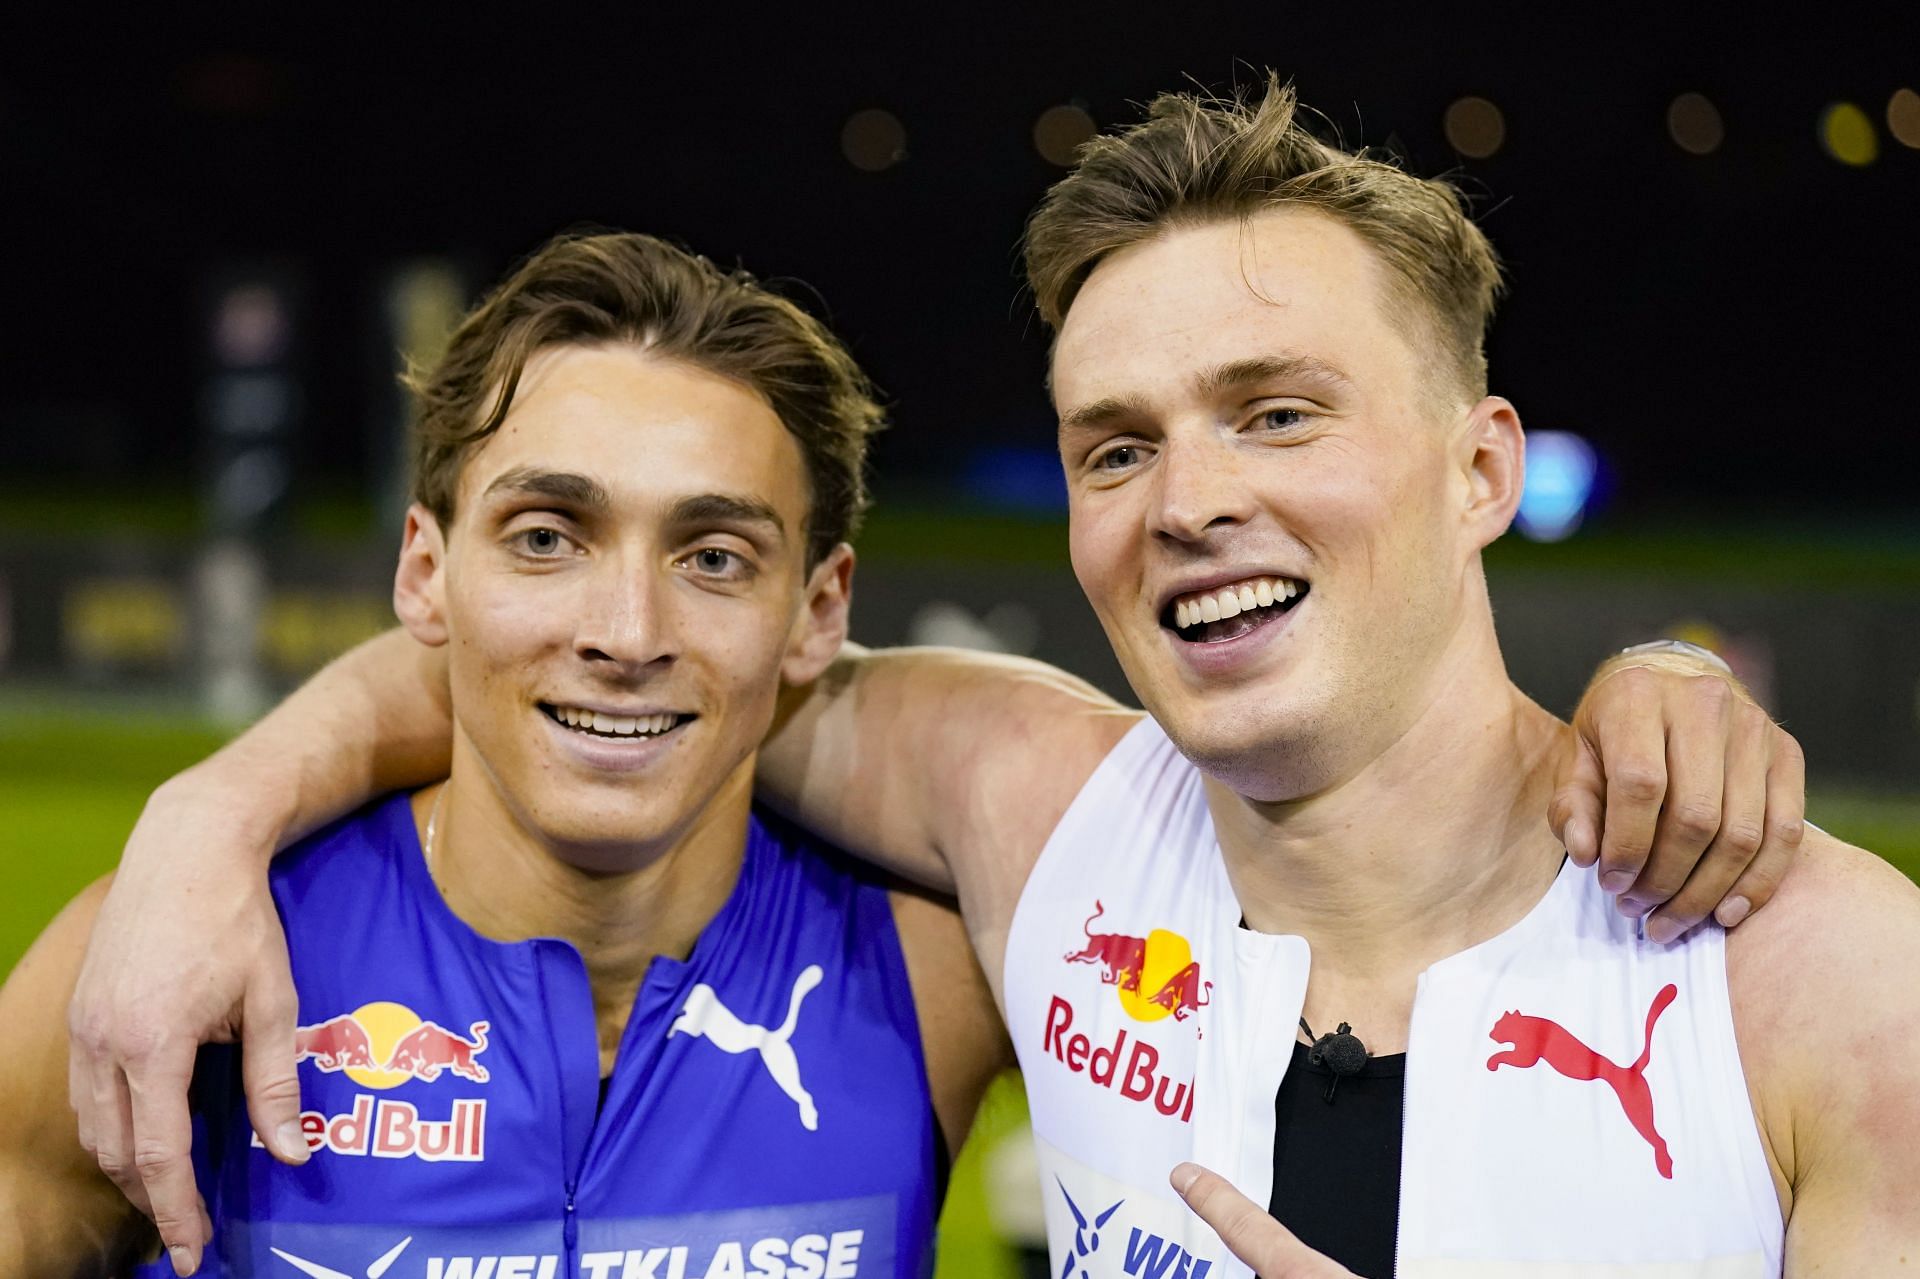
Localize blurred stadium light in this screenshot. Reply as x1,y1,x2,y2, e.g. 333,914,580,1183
1515,430,1600,543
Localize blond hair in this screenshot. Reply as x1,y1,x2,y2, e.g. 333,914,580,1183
1024,77,1504,402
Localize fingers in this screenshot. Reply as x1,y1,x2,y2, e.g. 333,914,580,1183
1550,735,1605,867
1716,727,1805,926
124,1043,211,1273
76,1015,151,1218
241,960,309,1166
1644,701,1769,941
1586,670,1669,896
1617,677,1731,922
1172,1163,1354,1278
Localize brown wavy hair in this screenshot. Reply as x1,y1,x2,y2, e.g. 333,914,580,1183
407,231,882,566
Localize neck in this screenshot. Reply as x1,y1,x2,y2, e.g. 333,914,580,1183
412,743,753,1073
1208,644,1568,1048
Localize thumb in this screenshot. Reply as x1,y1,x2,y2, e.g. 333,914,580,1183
1172,1163,1354,1278
240,961,308,1165
1550,730,1605,867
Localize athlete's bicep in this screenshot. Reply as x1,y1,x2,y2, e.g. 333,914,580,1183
761,645,1135,899
1730,835,1920,1271
0,879,153,1275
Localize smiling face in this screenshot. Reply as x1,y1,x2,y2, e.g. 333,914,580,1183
1053,209,1508,800
396,342,849,870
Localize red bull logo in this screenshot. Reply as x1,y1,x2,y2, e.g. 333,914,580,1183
1064,902,1212,1025
1047,902,1208,1124
292,1001,491,1086
262,1001,492,1162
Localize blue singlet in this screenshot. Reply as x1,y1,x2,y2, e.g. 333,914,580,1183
143,792,938,1279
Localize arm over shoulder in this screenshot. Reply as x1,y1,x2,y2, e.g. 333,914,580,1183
761,645,1140,920
0,879,152,1276
1726,830,1920,1269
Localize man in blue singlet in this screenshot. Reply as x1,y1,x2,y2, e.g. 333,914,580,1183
0,232,1008,1276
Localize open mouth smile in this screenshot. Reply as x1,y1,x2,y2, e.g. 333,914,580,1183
539,703,695,739
1161,575,1310,644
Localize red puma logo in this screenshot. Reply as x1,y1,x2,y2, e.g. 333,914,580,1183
1486,983,1678,1179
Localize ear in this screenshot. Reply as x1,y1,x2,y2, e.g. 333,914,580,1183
781,542,855,686
1456,395,1526,551
393,503,451,647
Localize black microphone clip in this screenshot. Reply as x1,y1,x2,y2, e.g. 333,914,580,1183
1300,1017,1368,1103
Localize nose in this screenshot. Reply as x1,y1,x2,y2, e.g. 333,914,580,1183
572,555,675,674
1150,429,1255,546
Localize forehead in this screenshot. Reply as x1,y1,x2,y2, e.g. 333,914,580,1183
455,343,807,520
1050,209,1416,413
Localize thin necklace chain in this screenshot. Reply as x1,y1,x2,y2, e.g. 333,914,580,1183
423,786,447,879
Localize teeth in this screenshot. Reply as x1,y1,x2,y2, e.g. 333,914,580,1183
1169,576,1306,631
550,707,679,737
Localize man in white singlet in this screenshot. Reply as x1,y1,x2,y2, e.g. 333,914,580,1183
66,81,1905,1276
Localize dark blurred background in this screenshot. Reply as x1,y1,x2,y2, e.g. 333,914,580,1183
2,9,1916,1268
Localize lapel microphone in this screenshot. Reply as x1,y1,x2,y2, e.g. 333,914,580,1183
1300,1016,1369,1102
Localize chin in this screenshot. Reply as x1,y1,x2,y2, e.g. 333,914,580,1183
1151,693,1340,804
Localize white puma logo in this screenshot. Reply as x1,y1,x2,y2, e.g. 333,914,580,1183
669,964,824,1130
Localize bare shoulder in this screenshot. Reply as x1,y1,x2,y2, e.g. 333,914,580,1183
1726,827,1920,1015
886,885,1014,1161
847,647,1143,931
1725,828,1920,1245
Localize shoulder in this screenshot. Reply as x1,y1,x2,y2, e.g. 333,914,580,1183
1726,828,1920,1195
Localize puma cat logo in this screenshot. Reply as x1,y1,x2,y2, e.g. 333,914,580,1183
1486,983,1679,1179
671,964,824,1131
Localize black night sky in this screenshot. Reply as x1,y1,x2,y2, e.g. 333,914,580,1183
5,5,1917,517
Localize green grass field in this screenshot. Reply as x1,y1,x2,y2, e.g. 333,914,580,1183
4,705,1917,1275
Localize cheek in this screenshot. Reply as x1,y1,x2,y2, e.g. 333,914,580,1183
1067,499,1134,610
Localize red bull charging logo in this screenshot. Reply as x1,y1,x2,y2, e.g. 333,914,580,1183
1043,901,1207,1124
1063,902,1212,1024
258,1001,490,1163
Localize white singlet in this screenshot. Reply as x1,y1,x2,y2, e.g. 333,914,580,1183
1004,718,1784,1278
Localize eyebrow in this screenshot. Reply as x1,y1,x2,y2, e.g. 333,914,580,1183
1195,353,1355,399
480,466,612,513
1057,352,1356,437
666,493,788,543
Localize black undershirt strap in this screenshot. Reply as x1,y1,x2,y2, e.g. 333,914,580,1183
1269,1039,1406,1279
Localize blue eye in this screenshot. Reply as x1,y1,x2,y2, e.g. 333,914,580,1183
1258,408,1309,430
694,548,735,572
522,528,565,554
1096,445,1139,470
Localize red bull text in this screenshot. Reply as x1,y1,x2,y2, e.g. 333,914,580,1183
267,1004,493,1162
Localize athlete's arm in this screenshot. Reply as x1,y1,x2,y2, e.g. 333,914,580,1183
0,879,156,1277
67,627,452,1273
1550,649,1805,943
1727,832,1920,1269
760,644,1136,913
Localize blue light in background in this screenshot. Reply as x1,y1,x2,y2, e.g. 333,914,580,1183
1515,430,1600,542
963,445,1068,512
